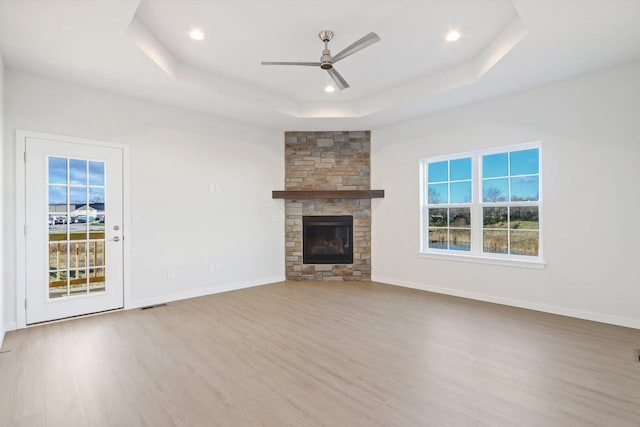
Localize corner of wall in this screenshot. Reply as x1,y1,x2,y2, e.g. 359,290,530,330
0,51,6,347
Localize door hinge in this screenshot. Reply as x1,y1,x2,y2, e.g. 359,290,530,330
23,151,27,163
24,299,27,310
24,225,27,236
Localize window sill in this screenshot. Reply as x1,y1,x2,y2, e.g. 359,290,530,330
418,252,546,269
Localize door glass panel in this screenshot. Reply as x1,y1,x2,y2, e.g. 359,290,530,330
69,187,87,205
48,157,67,184
49,242,68,271
94,241,105,266
69,159,87,184
89,161,105,186
89,187,104,203
49,216,67,241
69,241,87,269
69,269,88,295
47,156,108,300
89,267,106,293
88,240,106,266
48,186,67,212
90,226,105,241
49,270,68,299
70,219,87,240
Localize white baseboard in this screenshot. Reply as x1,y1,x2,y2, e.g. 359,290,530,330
5,321,17,331
372,276,640,330
0,321,17,348
4,277,286,333
126,276,285,310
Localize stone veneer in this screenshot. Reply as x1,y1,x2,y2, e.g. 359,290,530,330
284,131,371,281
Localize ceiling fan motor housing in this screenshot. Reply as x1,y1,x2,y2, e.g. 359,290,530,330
319,31,334,69
321,49,333,69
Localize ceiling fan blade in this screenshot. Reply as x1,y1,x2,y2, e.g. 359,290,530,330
327,68,350,91
330,32,381,64
261,61,321,66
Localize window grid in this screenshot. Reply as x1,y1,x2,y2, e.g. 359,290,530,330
425,157,472,252
48,157,107,299
421,143,542,260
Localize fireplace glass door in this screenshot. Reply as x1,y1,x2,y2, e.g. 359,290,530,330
303,216,353,264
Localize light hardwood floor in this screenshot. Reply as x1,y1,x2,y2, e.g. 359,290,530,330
1,281,639,426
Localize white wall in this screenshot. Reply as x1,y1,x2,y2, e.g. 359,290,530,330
371,61,640,328
0,54,5,344
3,69,285,327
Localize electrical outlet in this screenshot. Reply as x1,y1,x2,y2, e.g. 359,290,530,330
209,183,222,193
167,269,175,278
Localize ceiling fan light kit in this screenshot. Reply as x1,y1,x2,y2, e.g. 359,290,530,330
261,30,381,91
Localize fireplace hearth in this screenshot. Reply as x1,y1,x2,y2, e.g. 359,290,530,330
303,216,353,264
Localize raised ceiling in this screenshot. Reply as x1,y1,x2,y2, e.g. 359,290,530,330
136,0,518,102
0,0,639,130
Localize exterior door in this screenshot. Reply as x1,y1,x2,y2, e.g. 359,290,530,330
25,137,124,324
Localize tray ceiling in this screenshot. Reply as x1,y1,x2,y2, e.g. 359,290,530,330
0,0,639,130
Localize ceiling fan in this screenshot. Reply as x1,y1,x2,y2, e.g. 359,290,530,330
261,30,381,91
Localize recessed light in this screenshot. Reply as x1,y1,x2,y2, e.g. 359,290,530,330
446,30,461,42
324,85,335,93
189,28,205,41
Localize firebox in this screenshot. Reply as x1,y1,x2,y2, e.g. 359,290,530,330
303,216,353,264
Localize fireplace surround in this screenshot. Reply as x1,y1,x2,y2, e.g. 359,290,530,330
280,130,377,281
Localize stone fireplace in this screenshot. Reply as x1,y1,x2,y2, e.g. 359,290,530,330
277,130,379,281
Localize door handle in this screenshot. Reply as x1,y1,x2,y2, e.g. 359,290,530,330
110,236,121,242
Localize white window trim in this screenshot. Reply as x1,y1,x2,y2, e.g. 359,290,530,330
419,141,545,269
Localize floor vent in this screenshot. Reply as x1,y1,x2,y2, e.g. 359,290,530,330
0,349,11,355
140,303,168,310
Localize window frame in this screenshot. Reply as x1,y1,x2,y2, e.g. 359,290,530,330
420,142,544,268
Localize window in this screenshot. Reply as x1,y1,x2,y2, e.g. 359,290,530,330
421,143,542,263
425,156,472,251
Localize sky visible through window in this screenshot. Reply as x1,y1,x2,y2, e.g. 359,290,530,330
428,157,472,204
48,158,105,205
428,148,539,204
482,148,539,202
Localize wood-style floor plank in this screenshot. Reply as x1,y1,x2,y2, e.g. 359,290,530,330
1,281,639,426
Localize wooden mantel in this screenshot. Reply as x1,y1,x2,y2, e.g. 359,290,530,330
272,190,385,200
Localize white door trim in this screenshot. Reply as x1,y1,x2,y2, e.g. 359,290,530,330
15,130,131,329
